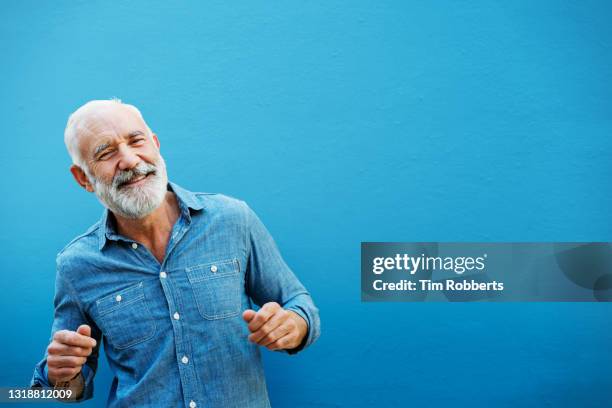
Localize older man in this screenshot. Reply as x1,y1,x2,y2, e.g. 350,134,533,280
30,99,320,407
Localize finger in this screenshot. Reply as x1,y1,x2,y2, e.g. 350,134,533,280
76,324,91,337
47,355,87,368
249,310,289,344
51,367,81,382
259,322,293,347
53,330,97,348
247,302,280,332
242,309,256,323
266,332,297,351
47,342,92,357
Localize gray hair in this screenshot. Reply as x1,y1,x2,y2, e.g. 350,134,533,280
64,98,152,170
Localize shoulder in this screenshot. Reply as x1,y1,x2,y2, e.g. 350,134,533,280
171,181,251,217
55,221,101,272
192,191,254,220
197,192,248,210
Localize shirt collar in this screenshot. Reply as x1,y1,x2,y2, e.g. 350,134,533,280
97,181,204,251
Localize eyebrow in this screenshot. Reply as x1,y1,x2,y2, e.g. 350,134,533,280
93,143,111,158
128,130,144,138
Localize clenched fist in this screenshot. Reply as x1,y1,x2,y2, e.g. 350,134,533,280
242,302,308,351
46,324,96,386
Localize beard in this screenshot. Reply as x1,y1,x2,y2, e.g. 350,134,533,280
85,155,169,220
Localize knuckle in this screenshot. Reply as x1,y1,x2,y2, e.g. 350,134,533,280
263,302,278,311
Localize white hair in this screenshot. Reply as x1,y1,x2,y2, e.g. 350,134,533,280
64,98,152,170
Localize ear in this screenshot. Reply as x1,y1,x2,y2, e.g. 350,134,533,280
152,133,160,150
70,164,95,193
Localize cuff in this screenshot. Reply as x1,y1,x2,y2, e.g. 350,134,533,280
31,359,52,388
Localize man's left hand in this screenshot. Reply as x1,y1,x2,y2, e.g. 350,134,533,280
242,302,308,351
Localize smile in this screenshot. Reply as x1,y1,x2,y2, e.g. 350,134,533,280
122,172,153,188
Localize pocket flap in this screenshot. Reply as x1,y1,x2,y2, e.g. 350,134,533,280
186,259,239,282
96,282,145,316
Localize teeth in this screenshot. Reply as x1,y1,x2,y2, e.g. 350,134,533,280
128,174,146,184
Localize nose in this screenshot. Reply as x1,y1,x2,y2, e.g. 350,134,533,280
116,143,140,171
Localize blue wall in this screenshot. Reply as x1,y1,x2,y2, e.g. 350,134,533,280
1,1,611,406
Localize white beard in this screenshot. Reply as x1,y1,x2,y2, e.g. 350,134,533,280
86,155,169,219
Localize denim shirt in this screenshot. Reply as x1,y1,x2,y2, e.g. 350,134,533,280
30,182,320,407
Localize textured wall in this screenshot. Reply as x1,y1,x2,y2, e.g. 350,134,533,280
1,1,611,406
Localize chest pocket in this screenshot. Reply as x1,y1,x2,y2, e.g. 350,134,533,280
186,259,242,320
95,282,157,349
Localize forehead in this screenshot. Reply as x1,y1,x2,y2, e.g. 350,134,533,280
76,105,147,153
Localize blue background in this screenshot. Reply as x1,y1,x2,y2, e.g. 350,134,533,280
1,1,611,407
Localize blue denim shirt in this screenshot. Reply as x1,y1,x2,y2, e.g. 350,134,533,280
30,182,320,407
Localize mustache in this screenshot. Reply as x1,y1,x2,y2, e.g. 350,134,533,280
113,162,157,189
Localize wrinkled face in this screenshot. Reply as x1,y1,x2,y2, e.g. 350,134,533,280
76,105,168,219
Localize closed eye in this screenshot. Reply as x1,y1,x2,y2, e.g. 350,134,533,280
98,150,115,160
130,138,145,145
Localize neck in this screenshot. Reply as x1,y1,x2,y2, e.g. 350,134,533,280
113,191,180,247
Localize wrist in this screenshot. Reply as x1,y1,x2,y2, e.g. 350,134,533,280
53,370,84,400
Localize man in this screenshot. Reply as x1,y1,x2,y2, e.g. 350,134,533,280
30,99,321,407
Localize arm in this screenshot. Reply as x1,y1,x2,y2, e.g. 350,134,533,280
30,257,101,402
242,202,321,354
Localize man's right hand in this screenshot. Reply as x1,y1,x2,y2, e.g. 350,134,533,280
46,324,97,386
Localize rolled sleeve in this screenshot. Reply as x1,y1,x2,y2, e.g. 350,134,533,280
30,256,101,402
243,202,321,354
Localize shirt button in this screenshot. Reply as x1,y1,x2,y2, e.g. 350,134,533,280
210,265,218,273
181,355,189,364
115,295,122,302
131,243,138,249
189,401,196,408
173,312,180,320
159,271,167,279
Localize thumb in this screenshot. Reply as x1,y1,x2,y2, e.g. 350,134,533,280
242,309,256,323
77,324,91,338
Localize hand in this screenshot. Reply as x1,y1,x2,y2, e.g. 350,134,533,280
242,302,308,351
46,325,96,386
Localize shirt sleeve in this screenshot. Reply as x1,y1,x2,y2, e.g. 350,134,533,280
30,255,101,402
243,202,321,355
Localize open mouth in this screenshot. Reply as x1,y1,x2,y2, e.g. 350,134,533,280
120,171,154,188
